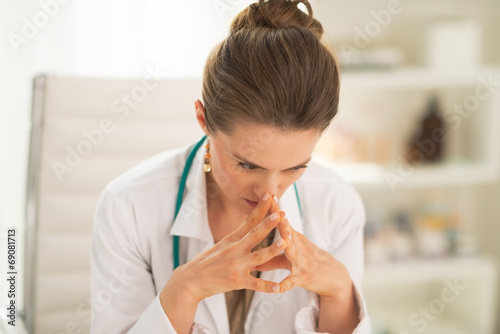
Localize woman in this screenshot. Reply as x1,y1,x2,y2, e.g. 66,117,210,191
90,0,371,333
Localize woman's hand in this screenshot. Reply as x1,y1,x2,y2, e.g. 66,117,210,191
256,199,352,297
257,199,360,333
160,193,288,334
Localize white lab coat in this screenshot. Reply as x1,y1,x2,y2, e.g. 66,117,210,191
90,137,372,334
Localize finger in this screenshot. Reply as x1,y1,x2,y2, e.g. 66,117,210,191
278,213,293,240
253,253,290,272
242,276,282,294
245,237,287,268
267,196,297,259
269,194,281,214
279,274,301,293
266,194,281,234
277,214,298,259
268,195,290,242
233,193,274,239
268,195,285,239
239,210,283,252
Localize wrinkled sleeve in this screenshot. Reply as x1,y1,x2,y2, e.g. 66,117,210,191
90,188,179,333
294,185,371,333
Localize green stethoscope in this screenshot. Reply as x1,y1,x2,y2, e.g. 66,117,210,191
173,135,302,270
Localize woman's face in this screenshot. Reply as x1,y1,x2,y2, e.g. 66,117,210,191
206,122,320,216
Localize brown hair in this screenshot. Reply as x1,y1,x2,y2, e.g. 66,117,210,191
201,0,340,136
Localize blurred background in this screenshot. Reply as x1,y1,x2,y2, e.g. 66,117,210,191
1,0,499,333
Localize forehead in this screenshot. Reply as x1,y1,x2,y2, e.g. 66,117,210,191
217,122,319,167
223,122,319,145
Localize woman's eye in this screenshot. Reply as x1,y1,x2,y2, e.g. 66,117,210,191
290,165,308,172
236,162,308,172
237,162,255,170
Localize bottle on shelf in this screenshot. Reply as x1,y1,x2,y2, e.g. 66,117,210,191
407,95,446,164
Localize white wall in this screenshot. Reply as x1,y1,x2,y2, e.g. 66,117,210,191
0,1,260,226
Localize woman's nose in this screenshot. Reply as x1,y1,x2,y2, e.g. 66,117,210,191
256,174,280,199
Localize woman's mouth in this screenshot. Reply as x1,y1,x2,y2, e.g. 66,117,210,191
245,199,258,208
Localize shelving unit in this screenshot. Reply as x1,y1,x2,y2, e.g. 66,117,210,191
314,66,500,190
313,66,500,333
340,67,500,90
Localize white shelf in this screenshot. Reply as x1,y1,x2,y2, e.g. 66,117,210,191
313,158,499,189
363,257,497,334
372,312,484,334
364,256,496,284
341,66,500,90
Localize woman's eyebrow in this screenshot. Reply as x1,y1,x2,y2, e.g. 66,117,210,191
231,153,311,170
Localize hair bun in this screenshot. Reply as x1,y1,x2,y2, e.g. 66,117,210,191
230,0,323,38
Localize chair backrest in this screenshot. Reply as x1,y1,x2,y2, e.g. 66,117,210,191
25,75,204,334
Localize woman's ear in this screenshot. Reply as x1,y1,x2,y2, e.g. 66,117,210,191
194,99,210,136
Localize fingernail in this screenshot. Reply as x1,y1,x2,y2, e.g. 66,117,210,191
286,232,292,241
276,238,285,247
273,195,278,203
262,193,271,201
270,212,279,221
283,213,288,220
272,284,280,292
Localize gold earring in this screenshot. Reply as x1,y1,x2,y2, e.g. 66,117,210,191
204,139,212,173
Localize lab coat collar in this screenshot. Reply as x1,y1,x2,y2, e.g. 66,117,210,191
169,137,213,244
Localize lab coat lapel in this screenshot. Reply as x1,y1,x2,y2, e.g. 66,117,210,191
245,184,304,330
170,137,212,245
197,294,230,334
169,138,230,333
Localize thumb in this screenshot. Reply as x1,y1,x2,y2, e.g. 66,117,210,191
279,274,300,293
